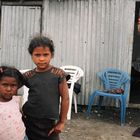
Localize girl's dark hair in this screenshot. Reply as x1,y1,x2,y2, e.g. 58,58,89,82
0,66,25,87
28,35,55,55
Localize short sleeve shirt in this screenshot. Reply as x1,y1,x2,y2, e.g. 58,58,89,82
22,67,66,120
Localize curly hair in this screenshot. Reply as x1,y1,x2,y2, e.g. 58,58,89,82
0,66,25,87
28,35,55,56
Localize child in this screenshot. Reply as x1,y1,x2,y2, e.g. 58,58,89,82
22,35,69,140
0,66,26,140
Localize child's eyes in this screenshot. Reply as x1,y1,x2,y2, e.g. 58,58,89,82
43,54,48,57
2,83,18,88
11,84,18,87
34,54,48,57
35,54,40,57
2,83,9,87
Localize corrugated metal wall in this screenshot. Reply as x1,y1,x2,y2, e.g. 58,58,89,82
0,6,41,69
0,0,135,105
43,0,135,105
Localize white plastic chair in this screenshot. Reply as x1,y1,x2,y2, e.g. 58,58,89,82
60,65,84,120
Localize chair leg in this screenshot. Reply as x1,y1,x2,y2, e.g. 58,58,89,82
119,98,124,125
73,93,77,113
87,91,97,115
122,99,127,124
98,96,103,111
67,105,72,120
67,89,73,120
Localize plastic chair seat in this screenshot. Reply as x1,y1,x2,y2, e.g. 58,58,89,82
94,90,124,97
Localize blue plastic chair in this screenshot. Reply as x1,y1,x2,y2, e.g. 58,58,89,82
87,68,130,125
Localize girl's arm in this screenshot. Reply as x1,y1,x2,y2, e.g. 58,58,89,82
59,78,69,123
48,78,69,136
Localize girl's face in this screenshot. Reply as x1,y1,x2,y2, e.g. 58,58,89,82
0,76,18,101
31,46,53,72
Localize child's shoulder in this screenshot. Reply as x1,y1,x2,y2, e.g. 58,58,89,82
13,96,21,103
51,66,65,77
51,66,64,71
23,69,36,78
51,66,70,81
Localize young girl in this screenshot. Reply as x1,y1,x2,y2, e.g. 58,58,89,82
0,66,26,140
22,35,69,140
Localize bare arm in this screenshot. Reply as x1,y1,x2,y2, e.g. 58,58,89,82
48,78,69,136
59,78,69,123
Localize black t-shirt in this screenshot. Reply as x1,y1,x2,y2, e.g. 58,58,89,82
22,67,66,120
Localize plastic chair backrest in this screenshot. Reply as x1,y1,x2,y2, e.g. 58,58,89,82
98,68,130,90
60,65,84,84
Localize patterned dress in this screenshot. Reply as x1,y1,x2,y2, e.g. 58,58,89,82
0,96,25,140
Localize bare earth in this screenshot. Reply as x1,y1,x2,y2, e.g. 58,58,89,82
60,107,140,140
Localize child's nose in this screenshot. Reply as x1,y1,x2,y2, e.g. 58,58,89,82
39,56,45,61
6,86,12,91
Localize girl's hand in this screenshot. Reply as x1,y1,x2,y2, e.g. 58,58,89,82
48,121,64,136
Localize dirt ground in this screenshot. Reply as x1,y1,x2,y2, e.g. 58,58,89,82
60,106,140,140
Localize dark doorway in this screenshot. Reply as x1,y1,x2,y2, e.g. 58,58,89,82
130,2,140,104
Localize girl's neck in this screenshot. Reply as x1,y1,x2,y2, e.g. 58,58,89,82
0,97,12,102
35,65,52,72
